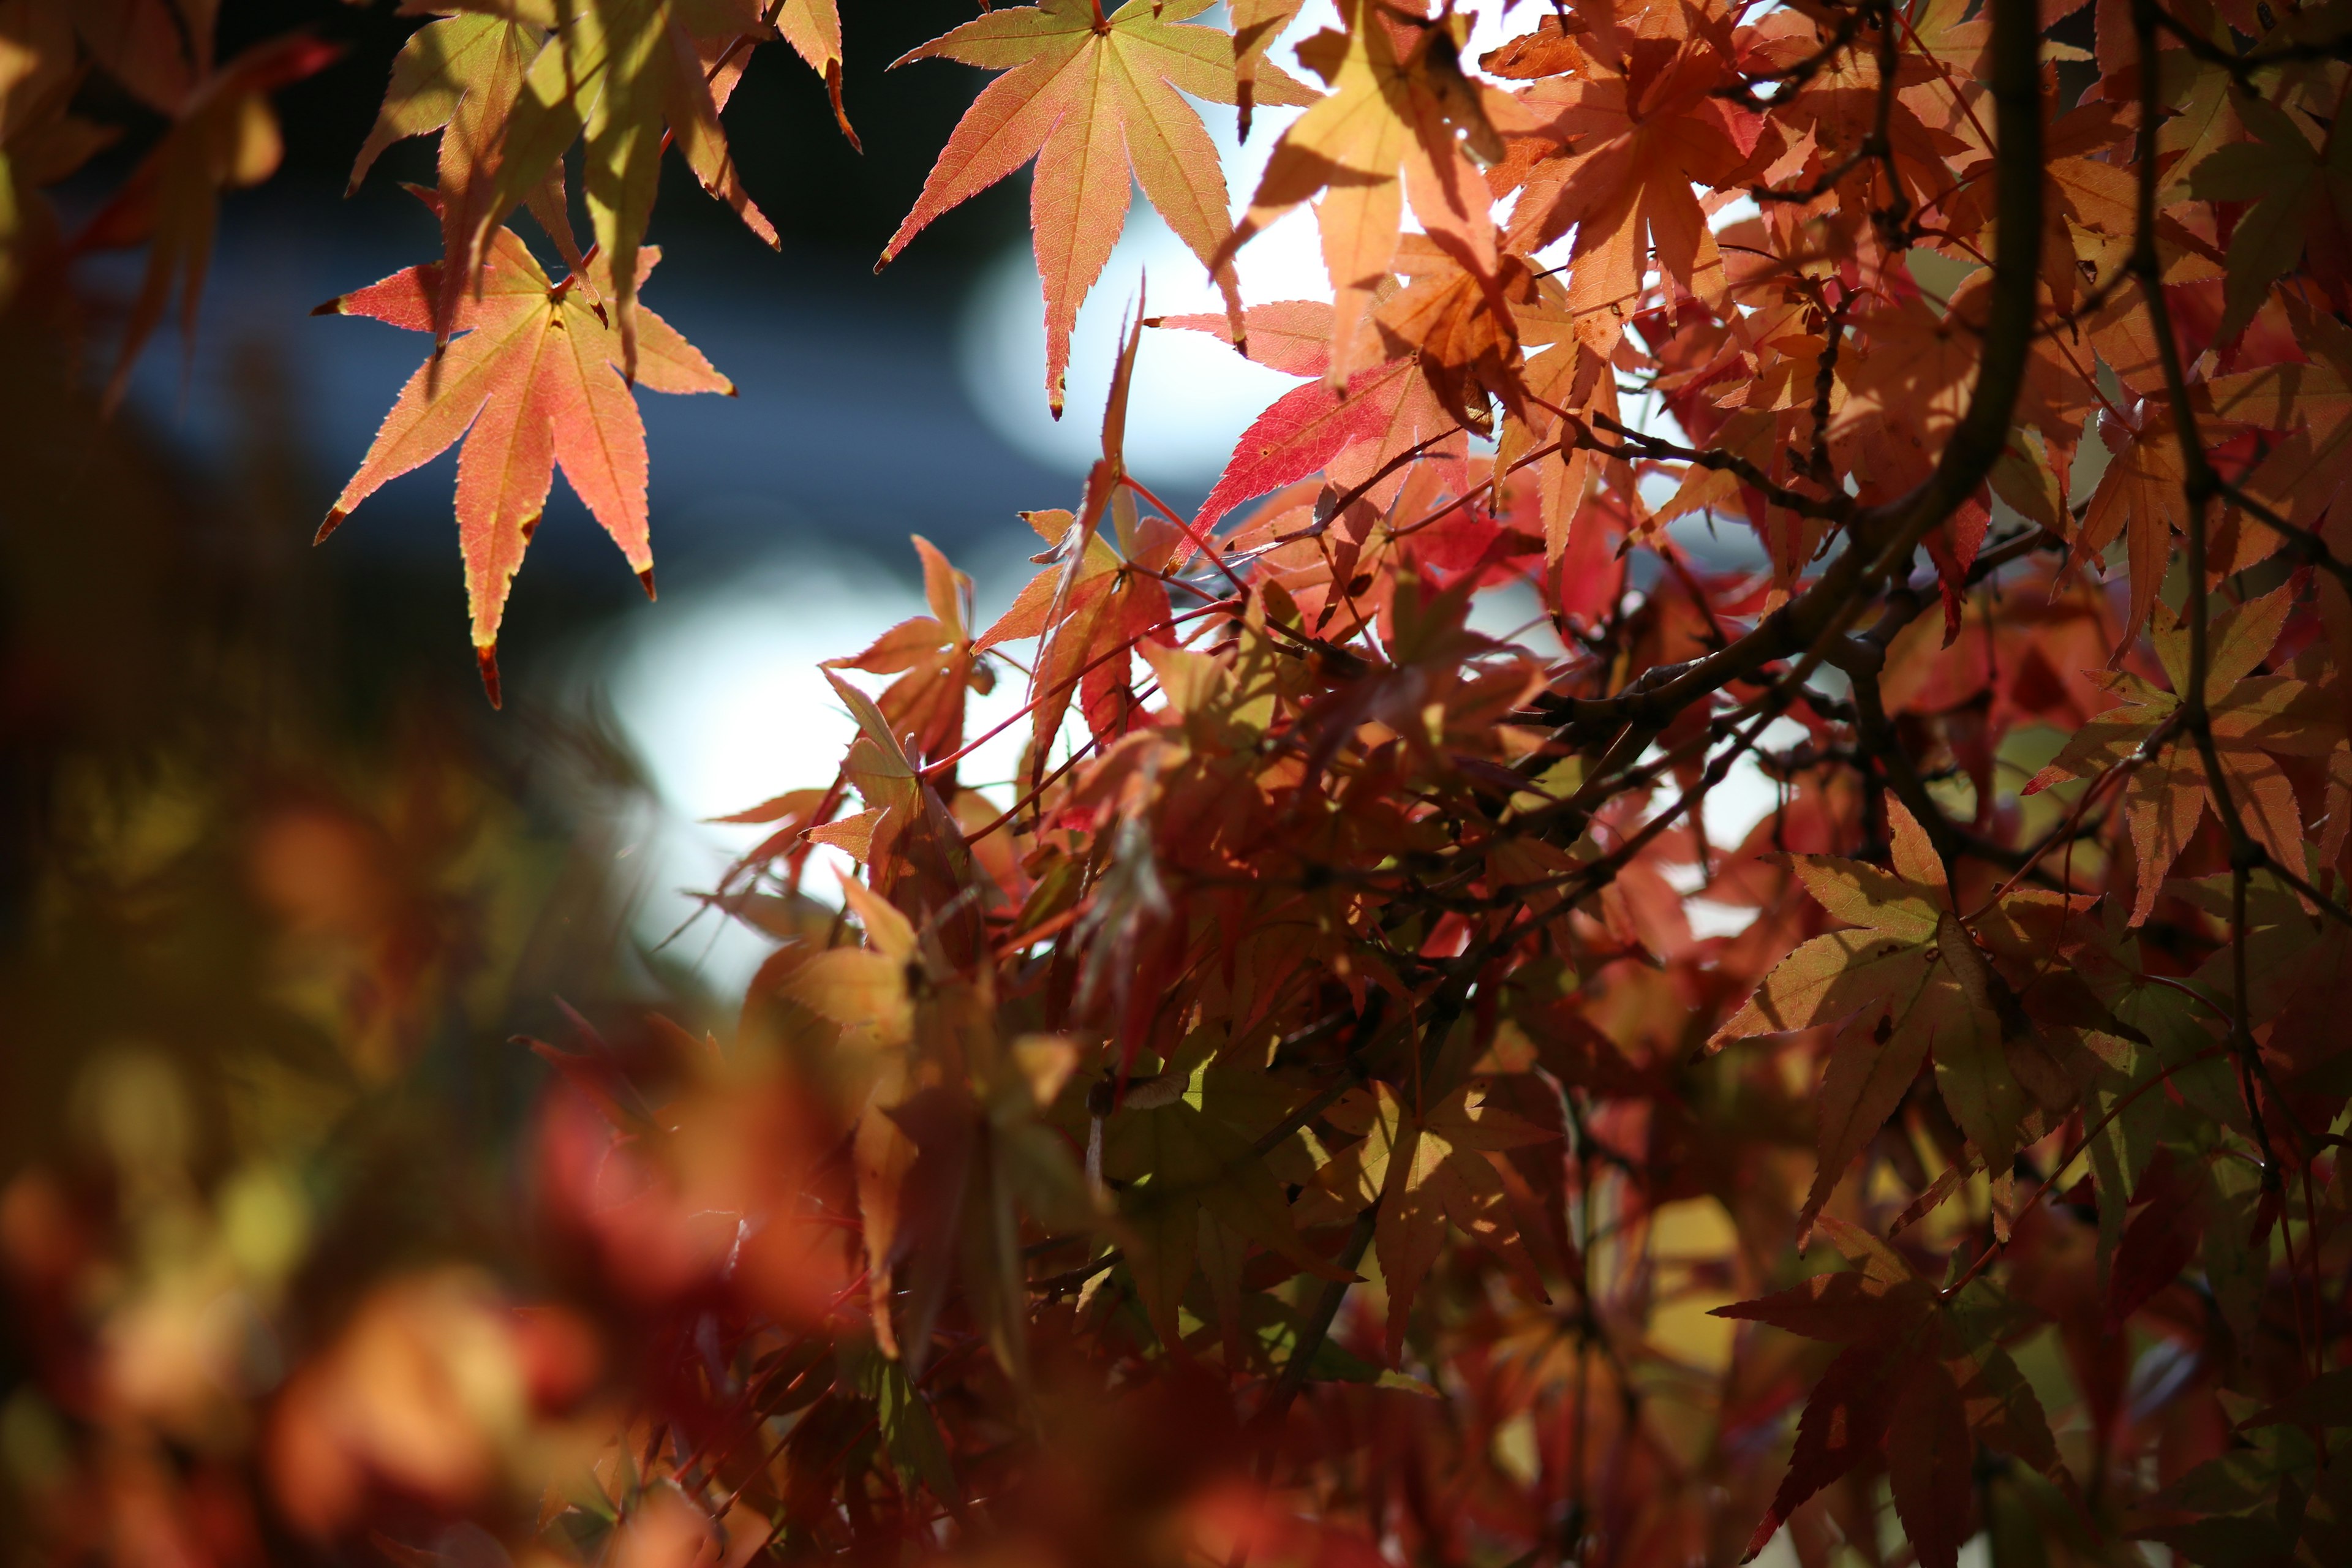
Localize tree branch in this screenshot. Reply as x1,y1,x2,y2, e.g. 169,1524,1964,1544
1540,0,2042,747
2130,0,2282,1187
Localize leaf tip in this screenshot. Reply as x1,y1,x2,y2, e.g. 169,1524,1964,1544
476,646,503,710
310,296,343,317
637,567,657,602
815,59,864,149
314,508,348,546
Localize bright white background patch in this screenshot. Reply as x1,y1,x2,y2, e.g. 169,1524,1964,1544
597,548,1038,993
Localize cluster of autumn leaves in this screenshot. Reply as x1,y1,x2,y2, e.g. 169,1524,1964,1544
7,0,2352,1562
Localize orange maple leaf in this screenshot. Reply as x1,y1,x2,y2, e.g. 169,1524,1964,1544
2024,587,2329,926
435,0,787,380
878,0,1315,417
315,227,731,705
1496,33,1752,353
824,536,992,771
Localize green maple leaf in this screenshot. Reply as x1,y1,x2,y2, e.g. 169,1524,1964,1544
1712,801,2045,1208
1296,1075,1555,1362
1101,1056,1354,1358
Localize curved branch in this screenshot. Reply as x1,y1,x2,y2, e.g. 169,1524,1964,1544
1543,0,2041,742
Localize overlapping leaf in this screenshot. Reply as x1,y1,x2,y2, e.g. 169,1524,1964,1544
1295,1077,1554,1360
1716,1231,2061,1568
434,0,791,376
74,30,339,407
1219,0,1518,385
2025,587,2328,924
1714,801,2068,1193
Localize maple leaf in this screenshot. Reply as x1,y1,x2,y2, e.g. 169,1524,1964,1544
351,15,525,196
780,871,937,1354
1713,799,2062,1188
770,0,858,149
824,536,992,772
823,671,986,941
2143,1389,2352,1566
1374,236,1541,430
2188,89,2352,341
1295,1077,1554,1361
877,1042,1099,1385
2076,399,2191,657
974,300,1186,799
314,223,731,704
782,872,921,1053
1099,1055,1357,1358
453,0,785,378
348,13,590,353
1195,355,1441,532
1163,299,1463,533
2206,300,2352,536
2024,587,2328,925
1719,1276,1943,1562
878,0,1314,416
1831,277,1986,499
1495,33,1751,355
1153,297,1337,376
56,0,211,115
2042,143,2142,315
1229,0,1302,140
1716,1231,2062,1568
74,31,340,410
1490,271,1634,563
1221,0,1521,384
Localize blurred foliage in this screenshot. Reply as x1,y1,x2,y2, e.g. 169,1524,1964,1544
0,293,703,1560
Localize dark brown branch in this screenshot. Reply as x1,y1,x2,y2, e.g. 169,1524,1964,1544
1536,0,2042,747
2150,9,2352,81
1719,5,1862,107
1581,410,1850,521
1809,289,1854,484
